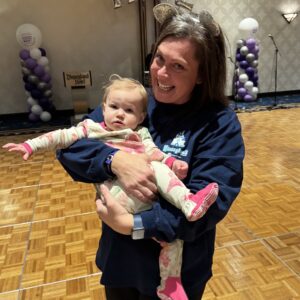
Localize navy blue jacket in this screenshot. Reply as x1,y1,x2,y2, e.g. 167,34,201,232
57,93,245,297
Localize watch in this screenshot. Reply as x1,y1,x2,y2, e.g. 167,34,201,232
104,150,119,176
131,214,145,240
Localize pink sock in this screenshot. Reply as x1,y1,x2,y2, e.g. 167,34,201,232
188,182,219,221
157,277,188,300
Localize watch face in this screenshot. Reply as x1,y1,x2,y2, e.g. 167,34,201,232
132,229,144,240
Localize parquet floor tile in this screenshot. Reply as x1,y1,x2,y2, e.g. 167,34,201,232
0,108,299,299
0,224,30,292
33,182,96,221
21,214,101,288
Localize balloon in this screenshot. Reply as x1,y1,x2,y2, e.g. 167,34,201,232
31,104,43,115
250,60,258,68
25,82,35,92
246,67,255,77
239,73,249,83
246,38,256,50
27,97,38,106
22,67,31,75
238,18,259,36
244,81,254,90
244,94,253,101
37,56,49,66
238,87,247,98
235,80,243,89
33,65,45,77
28,112,40,122
29,48,42,60
37,82,48,90
19,49,30,60
236,39,245,48
240,46,249,56
41,73,51,83
16,24,42,49
236,53,245,62
239,60,249,69
28,75,39,84
40,111,52,122
25,58,37,69
246,53,255,63
44,89,52,97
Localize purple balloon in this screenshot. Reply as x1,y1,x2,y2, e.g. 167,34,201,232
34,65,45,77
236,53,245,62
19,49,30,60
41,73,51,83
239,60,249,69
39,48,47,56
244,94,254,102
238,87,247,98
25,58,37,70
235,81,243,89
31,89,43,100
28,112,40,122
24,82,35,92
246,38,256,50
246,67,255,77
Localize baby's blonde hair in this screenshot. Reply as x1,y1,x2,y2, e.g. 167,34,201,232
102,74,148,112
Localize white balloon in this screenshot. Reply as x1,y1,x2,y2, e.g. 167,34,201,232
244,81,254,90
240,46,249,56
16,24,42,49
30,48,42,60
236,39,245,48
250,86,259,95
31,104,43,115
239,73,249,83
37,56,49,66
40,111,52,122
238,18,259,37
27,97,38,106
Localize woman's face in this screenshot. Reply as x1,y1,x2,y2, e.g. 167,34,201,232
150,37,201,105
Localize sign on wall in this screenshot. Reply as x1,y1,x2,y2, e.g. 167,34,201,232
63,71,92,88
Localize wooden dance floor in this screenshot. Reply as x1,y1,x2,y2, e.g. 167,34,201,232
0,108,299,299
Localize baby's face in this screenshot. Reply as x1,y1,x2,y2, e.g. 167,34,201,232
103,88,145,131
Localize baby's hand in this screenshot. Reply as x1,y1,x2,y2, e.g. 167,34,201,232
172,160,188,180
2,143,31,160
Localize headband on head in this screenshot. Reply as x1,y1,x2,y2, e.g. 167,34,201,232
153,3,220,37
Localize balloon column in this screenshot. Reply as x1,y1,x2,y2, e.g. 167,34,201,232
16,24,55,122
234,18,259,102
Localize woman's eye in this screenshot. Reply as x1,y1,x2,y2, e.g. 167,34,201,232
173,63,184,71
154,54,164,64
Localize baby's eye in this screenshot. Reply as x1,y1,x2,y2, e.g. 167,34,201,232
125,108,134,113
110,104,118,109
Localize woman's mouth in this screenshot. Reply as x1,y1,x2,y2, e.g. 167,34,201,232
158,82,173,91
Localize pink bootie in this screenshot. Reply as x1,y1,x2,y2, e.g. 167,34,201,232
157,277,188,300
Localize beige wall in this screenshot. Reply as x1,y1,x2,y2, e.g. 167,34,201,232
0,0,299,114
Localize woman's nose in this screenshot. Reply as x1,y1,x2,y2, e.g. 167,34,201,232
157,65,168,78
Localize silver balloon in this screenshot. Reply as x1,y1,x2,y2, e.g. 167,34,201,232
240,46,249,56
28,75,39,84
236,39,245,48
44,89,52,97
246,53,255,63
250,60,258,68
22,67,31,75
37,82,47,90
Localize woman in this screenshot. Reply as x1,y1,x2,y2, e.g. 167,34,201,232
57,9,244,300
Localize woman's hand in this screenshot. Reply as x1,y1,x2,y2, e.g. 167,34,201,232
111,151,158,203
96,184,134,235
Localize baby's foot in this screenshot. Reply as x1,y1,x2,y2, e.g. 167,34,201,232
184,183,219,221
157,277,188,300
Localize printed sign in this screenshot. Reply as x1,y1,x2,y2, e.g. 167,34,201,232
63,71,92,88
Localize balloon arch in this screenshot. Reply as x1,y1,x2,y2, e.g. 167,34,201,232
234,18,259,102
16,24,55,122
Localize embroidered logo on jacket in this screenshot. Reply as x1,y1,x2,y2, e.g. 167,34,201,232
163,131,188,157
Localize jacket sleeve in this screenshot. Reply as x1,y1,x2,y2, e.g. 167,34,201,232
141,110,245,243
56,106,116,183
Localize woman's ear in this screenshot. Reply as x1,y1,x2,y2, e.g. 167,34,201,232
196,75,202,84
